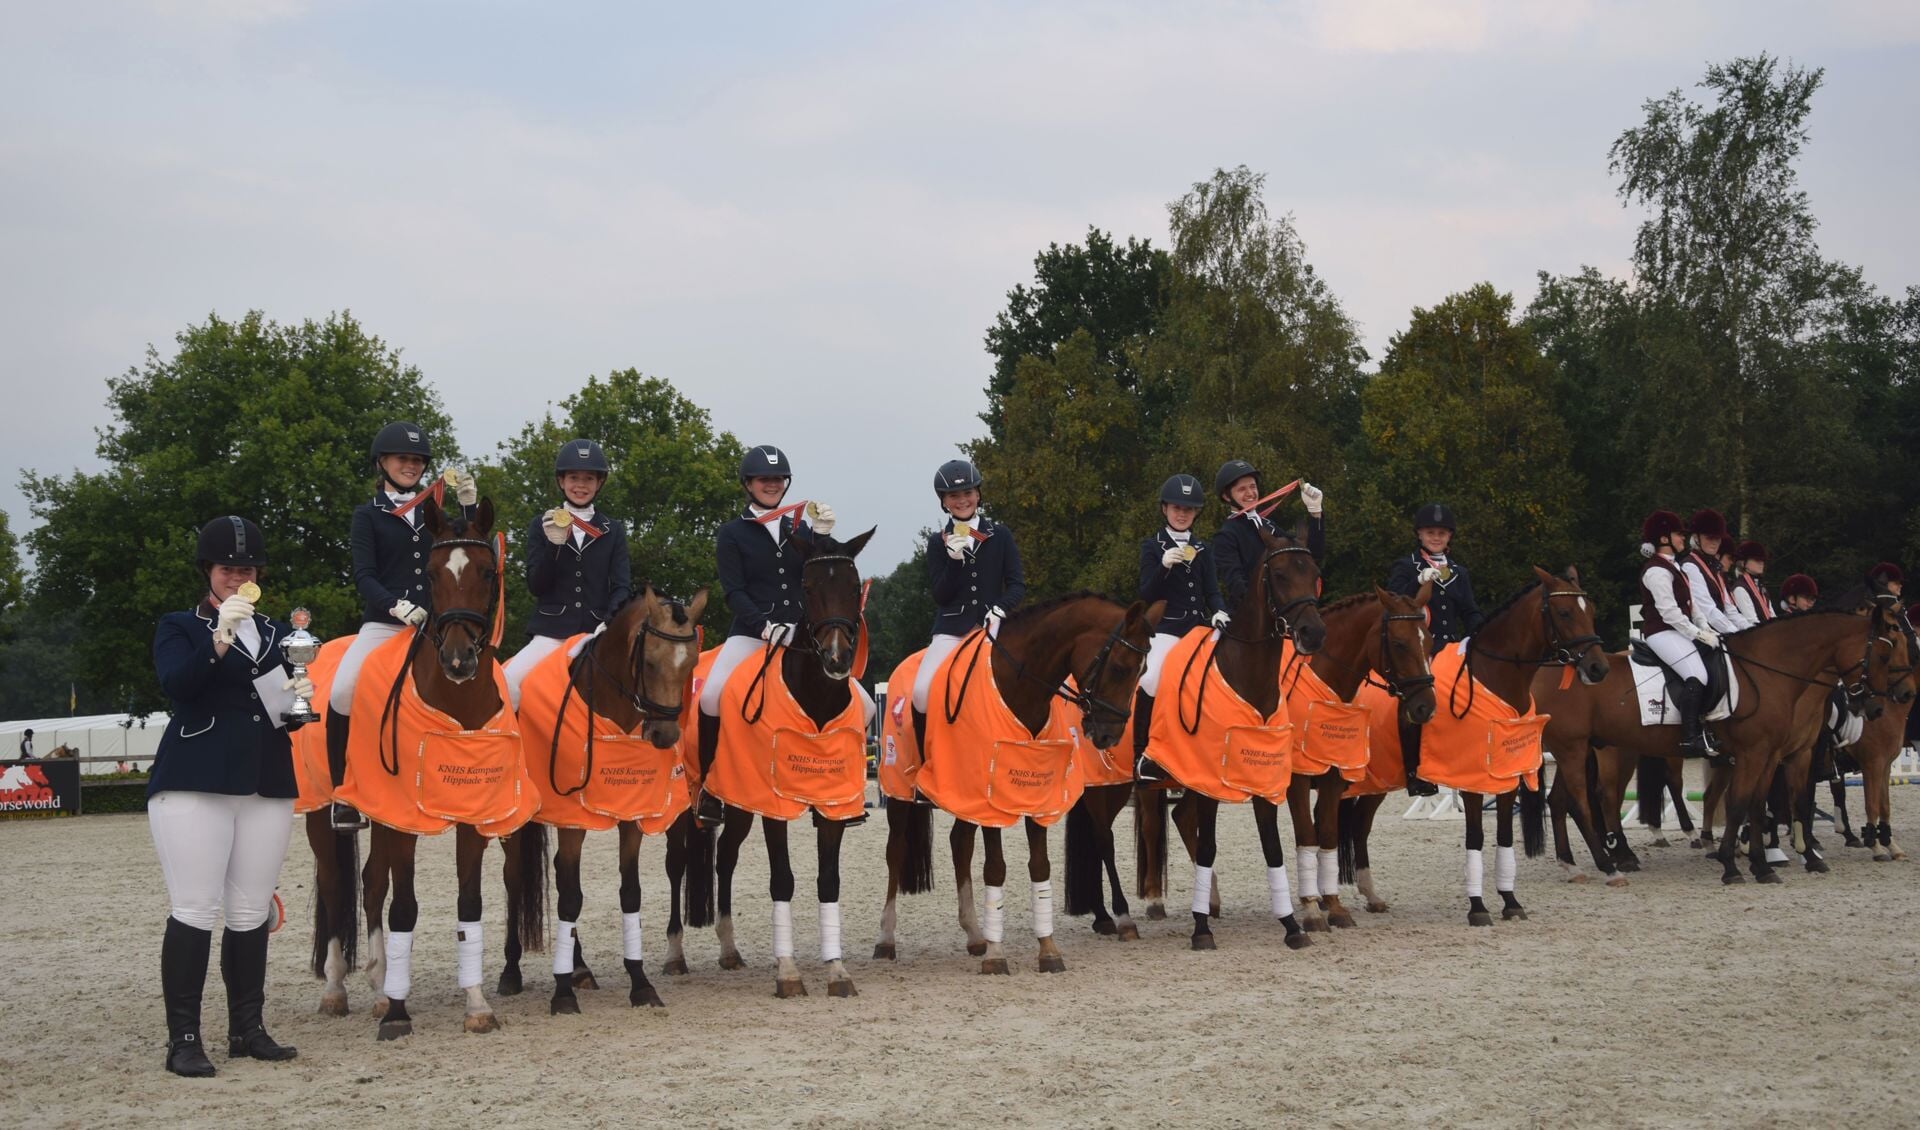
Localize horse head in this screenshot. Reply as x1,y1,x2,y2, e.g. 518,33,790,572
1258,520,1326,654
1373,584,1437,725
1862,598,1914,714
1532,565,1610,686
623,584,709,748
796,526,875,681
1075,598,1163,751
421,497,497,684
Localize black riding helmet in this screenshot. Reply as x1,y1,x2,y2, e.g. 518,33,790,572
1159,473,1205,506
555,438,609,476
1413,502,1456,532
371,421,432,491
1214,459,1259,504
197,515,267,570
934,458,981,494
739,444,792,505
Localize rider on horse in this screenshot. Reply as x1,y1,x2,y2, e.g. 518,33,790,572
694,444,839,824
1209,459,1324,607
1681,508,1754,633
1385,501,1483,797
908,458,1026,730
1132,472,1230,783
1639,509,1720,760
325,421,477,831
1779,573,1819,615
1729,541,1775,626
1868,562,1905,600
501,438,632,709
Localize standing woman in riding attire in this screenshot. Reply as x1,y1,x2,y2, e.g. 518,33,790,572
1638,510,1720,759
694,444,839,823
149,517,311,1076
1779,573,1819,615
909,459,1026,735
1133,473,1230,781
1384,502,1484,797
1728,541,1775,626
324,421,478,830
502,439,631,708
1679,509,1754,634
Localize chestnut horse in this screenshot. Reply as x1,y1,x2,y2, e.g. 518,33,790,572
874,592,1160,973
1828,695,1917,861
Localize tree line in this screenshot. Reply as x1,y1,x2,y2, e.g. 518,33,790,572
3,53,1913,716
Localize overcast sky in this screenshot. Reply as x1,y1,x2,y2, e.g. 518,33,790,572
4,1,1916,573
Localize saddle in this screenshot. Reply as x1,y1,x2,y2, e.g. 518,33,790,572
1627,639,1735,725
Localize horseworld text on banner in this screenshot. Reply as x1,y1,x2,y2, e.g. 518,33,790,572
0,758,82,815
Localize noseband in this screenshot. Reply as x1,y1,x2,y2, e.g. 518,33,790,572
1372,610,1437,699
799,554,863,666
1066,619,1152,725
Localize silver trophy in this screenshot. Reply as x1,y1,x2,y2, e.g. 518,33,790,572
280,607,321,724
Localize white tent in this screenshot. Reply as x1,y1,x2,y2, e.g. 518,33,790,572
0,713,169,774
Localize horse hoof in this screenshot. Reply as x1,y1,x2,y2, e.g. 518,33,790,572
1806,858,1831,874
495,969,522,997
550,995,580,1016
1302,917,1329,933
463,1012,502,1034
1756,871,1783,885
573,971,599,991
1190,934,1217,951
719,953,747,971
1144,904,1167,921
872,943,897,961
1840,835,1862,848
979,958,1010,975
318,992,349,1017
1687,838,1703,850
371,997,390,1020
1468,911,1493,927
1284,932,1311,950
966,941,988,957
1893,849,1909,861
376,1020,411,1041
828,979,857,998
774,978,808,999
1365,899,1390,913
662,958,689,976
1327,908,1357,929
1649,835,1669,847
1617,857,1642,873
1566,872,1589,884
1605,875,1629,888
1091,918,1117,936
1722,873,1746,885
1873,850,1892,862
1117,922,1141,942
630,987,665,1008
1037,954,1066,974
1502,906,1529,921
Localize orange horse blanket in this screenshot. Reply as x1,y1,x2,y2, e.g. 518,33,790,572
521,635,691,834
1409,643,1548,795
1348,680,1407,797
1280,646,1370,782
334,629,537,838
291,637,352,814
877,652,924,802
913,631,1084,828
1143,628,1292,803
707,645,868,822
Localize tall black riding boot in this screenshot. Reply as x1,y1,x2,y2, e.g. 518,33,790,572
910,707,933,806
694,711,724,825
222,923,297,1061
1133,691,1167,782
1400,720,1438,797
161,917,215,1078
1678,679,1726,765
326,707,367,831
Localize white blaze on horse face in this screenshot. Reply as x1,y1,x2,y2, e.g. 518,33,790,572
1578,597,1588,612
446,547,469,582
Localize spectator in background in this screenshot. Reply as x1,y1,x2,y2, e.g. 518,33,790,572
17,728,32,758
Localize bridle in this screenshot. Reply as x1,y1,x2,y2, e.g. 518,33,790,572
743,553,864,725
549,600,698,797
1451,584,1603,720
943,606,1150,732
425,537,500,654
1218,542,1321,645
1370,608,1437,700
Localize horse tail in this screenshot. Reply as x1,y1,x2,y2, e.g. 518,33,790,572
1134,789,1167,899
1336,796,1358,884
1520,776,1546,859
310,821,359,979
1636,755,1668,828
684,814,717,928
1064,798,1099,916
894,797,935,895
514,823,549,953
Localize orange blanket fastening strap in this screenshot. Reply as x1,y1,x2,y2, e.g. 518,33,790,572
707,645,867,822
1280,646,1370,781
1417,643,1550,795
1143,627,1292,803
913,631,1083,828
291,636,354,814
521,634,690,833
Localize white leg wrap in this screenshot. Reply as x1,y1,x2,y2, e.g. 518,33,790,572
456,920,483,990
1464,849,1485,899
771,901,795,959
1495,845,1517,893
1031,879,1054,939
983,885,1006,943
1318,848,1339,897
819,902,843,962
622,911,643,962
1298,846,1320,900
553,920,577,976
1267,865,1294,918
383,930,413,1000
1191,865,1214,916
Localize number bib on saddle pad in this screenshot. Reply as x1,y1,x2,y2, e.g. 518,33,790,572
521,635,689,834
290,636,353,814
914,630,1083,828
1142,627,1292,804
335,629,537,838
1280,645,1370,782
1419,641,1550,795
708,645,868,822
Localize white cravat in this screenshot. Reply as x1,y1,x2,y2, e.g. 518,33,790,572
749,505,782,545
233,617,262,659
386,490,420,528
565,503,595,546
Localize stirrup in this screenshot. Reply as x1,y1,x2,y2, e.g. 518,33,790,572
1405,775,1439,798
1134,754,1168,783
329,802,367,832
694,791,725,827
911,788,934,808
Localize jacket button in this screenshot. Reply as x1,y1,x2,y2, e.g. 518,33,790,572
414,552,422,559
415,568,423,574
778,568,785,575
250,667,259,675
781,583,788,589
252,714,262,722
250,691,259,700
575,586,583,593
574,602,582,608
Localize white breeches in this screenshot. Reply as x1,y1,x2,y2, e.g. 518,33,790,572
911,634,968,713
1643,630,1708,684
1137,631,1185,698
327,621,407,715
503,634,569,709
700,634,773,716
149,791,294,931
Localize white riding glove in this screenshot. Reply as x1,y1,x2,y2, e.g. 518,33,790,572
810,502,837,537
945,533,971,561
447,466,478,507
986,606,1006,636
214,595,254,643
591,621,609,638
283,673,315,701
543,514,572,546
1695,628,1721,649
390,599,428,627
1417,566,1442,585
1301,481,1324,516
1161,545,1187,570
1211,610,1232,629
761,621,796,647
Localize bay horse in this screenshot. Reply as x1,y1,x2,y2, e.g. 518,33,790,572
1829,696,1916,861
351,499,549,1039
495,585,707,1014
684,529,876,998
875,591,1161,973
1136,525,1329,951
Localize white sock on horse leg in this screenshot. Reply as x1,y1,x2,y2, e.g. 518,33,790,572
622,911,643,962
382,930,413,1000
1495,845,1516,893
983,886,1005,943
1318,848,1339,897
1031,880,1054,938
1298,846,1320,900
1190,866,1214,916
457,920,483,990
771,901,795,960
1267,865,1294,917
553,920,577,976
1464,849,1484,899
819,902,843,962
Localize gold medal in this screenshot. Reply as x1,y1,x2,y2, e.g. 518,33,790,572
1181,545,1199,563
548,507,570,526
1439,566,1454,583
237,582,261,603
804,500,820,522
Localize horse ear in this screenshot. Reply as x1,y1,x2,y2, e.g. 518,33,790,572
419,496,445,537
1133,599,1166,631
841,526,877,558
1565,563,1581,586
1256,524,1281,549
1531,565,1557,586
1294,517,1310,544
687,586,710,620
475,498,494,535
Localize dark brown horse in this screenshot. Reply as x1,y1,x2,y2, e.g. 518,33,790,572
875,592,1161,973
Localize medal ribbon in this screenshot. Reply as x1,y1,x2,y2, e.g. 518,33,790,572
1227,479,1302,521
388,478,445,519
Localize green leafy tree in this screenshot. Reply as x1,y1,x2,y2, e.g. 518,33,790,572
0,511,21,617
487,369,745,645
21,311,457,713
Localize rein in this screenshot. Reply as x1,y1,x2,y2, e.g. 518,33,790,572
376,533,502,777
548,609,699,797
942,609,1148,733
1450,585,1600,721
742,554,862,727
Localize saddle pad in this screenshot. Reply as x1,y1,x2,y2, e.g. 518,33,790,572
877,651,925,802
1144,627,1291,803
290,636,352,814
1630,651,1737,727
710,644,867,822
915,631,1084,828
